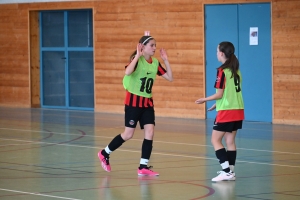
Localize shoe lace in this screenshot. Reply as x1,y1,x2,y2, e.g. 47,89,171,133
217,171,233,175
144,166,154,171
102,155,110,165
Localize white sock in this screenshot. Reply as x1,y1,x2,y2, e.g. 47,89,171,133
221,161,230,170
140,158,149,165
104,146,112,154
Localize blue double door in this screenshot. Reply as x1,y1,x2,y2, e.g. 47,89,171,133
40,10,94,110
205,3,272,122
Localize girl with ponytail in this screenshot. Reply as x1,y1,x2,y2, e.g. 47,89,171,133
195,41,244,182
98,34,173,176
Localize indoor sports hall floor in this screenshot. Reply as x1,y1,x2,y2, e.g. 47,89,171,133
0,107,299,200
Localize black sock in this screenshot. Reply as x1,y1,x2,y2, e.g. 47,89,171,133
107,134,125,153
223,167,230,173
101,150,109,157
139,139,153,169
141,139,153,159
216,148,230,173
139,165,147,169
227,150,237,166
216,148,227,164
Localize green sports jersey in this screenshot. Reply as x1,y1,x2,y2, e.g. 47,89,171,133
216,69,244,111
123,56,159,98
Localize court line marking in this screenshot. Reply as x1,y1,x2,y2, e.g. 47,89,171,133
0,142,36,147
0,188,82,200
1,127,300,155
1,118,299,133
0,137,300,169
2,107,300,134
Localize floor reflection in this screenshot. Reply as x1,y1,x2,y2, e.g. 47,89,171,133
211,181,236,200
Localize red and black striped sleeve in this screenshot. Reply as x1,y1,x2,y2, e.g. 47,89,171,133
214,69,226,89
157,62,166,76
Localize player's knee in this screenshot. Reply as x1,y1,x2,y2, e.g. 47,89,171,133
211,137,222,146
225,139,235,147
145,132,154,140
121,132,134,141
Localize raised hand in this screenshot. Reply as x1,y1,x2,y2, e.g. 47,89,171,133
160,48,168,61
136,43,143,58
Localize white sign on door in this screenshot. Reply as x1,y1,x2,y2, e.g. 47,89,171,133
250,27,258,45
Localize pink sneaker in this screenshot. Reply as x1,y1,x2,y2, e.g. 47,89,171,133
137,166,159,176
98,151,111,172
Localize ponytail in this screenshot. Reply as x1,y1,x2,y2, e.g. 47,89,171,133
218,42,240,80
129,50,137,61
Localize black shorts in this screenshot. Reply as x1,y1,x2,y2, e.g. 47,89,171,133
213,119,243,133
124,105,155,129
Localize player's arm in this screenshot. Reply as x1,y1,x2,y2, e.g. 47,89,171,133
125,43,143,75
195,89,224,104
195,69,225,104
160,48,173,82
207,103,216,111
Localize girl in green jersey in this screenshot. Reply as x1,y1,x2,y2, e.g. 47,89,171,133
98,35,173,176
195,41,244,182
